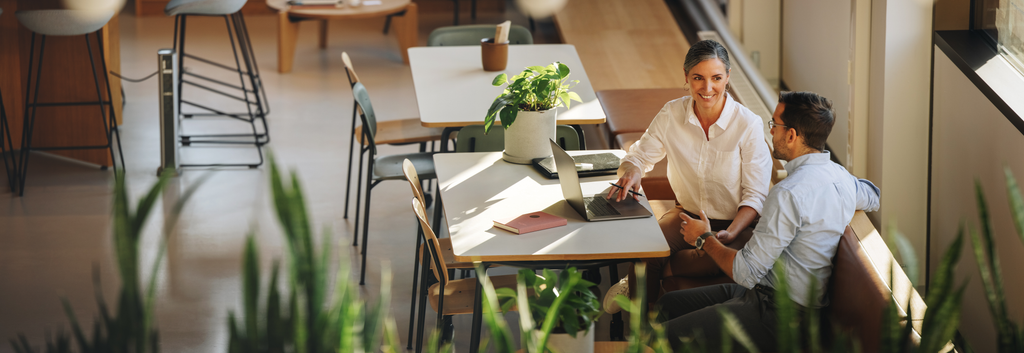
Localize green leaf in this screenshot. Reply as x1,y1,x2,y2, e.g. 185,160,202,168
717,307,761,353
492,73,507,86
557,62,570,79
499,106,518,131
1004,166,1024,247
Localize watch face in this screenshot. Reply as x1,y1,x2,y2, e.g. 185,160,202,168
695,236,705,250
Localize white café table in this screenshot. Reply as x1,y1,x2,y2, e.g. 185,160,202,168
434,151,669,263
408,44,607,149
433,151,669,351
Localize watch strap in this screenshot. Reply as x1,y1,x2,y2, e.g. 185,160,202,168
696,232,715,250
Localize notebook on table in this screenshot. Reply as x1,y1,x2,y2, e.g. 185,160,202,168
549,140,652,221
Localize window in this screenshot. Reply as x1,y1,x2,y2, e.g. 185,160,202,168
977,0,1024,75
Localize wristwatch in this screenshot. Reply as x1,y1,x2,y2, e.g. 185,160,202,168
695,232,715,250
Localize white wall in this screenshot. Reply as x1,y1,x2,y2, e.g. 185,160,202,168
731,0,781,87
931,48,1024,353
866,0,932,273
781,0,852,167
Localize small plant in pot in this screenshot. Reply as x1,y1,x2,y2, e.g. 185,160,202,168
494,267,601,352
484,62,582,164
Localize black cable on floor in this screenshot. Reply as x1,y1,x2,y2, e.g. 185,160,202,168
110,70,159,83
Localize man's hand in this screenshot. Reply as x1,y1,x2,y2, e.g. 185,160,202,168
606,162,643,202
680,210,713,246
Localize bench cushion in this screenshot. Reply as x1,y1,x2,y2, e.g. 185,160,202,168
597,88,689,144
824,225,890,352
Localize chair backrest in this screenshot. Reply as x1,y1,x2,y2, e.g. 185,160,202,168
455,124,581,152
427,24,534,46
351,82,377,147
341,52,360,86
411,197,449,286
402,159,425,205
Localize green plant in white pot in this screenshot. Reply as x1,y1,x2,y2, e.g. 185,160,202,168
485,62,582,164
493,267,601,352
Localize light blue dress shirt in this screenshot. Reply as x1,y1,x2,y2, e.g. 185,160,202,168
732,152,880,308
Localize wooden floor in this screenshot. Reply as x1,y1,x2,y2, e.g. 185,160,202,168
553,0,691,90
0,1,676,352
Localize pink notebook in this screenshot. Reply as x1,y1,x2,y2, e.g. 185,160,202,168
493,211,567,234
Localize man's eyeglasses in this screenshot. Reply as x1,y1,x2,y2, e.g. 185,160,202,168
769,120,789,130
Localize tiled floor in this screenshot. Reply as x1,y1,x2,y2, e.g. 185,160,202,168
0,3,624,352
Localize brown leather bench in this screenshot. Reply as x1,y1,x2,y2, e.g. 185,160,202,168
660,212,923,352
597,88,689,148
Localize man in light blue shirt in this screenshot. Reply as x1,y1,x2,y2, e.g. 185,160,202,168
656,91,881,351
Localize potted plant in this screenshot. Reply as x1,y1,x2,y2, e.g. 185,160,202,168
484,62,582,164
492,267,601,352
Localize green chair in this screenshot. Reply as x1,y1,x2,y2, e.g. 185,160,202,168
454,124,581,152
351,82,436,286
427,24,534,46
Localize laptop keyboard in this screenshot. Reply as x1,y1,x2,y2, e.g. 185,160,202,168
585,196,621,217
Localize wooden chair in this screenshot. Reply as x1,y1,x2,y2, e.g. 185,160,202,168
402,158,484,350
341,52,446,226
454,124,582,152
410,197,520,353
349,80,436,286
427,24,534,46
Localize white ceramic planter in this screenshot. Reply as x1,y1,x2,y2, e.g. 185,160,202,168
534,324,595,353
502,109,557,164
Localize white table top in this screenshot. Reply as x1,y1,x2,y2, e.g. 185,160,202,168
409,44,607,128
434,151,670,263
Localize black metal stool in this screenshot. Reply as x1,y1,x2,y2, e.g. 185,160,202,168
14,8,125,196
168,0,270,168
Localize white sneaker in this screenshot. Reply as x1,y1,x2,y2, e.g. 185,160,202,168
603,276,629,314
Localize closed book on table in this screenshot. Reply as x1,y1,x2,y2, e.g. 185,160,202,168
493,211,567,234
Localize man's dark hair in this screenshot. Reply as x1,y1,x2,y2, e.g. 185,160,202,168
778,91,835,151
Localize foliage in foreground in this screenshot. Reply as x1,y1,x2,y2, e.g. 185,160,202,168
226,156,405,353
10,171,203,353
963,167,1024,353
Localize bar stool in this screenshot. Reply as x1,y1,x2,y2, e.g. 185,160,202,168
0,8,16,193
167,0,270,168
15,7,125,196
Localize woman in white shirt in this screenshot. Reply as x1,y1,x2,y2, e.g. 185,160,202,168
604,40,773,312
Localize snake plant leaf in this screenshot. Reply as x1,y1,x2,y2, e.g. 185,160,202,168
1004,166,1024,247
717,307,761,353
492,73,507,86
476,264,517,353
242,235,260,349
771,257,798,353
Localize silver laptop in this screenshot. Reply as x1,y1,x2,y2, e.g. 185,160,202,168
549,140,653,221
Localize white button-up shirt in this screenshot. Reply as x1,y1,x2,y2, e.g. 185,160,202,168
621,94,772,220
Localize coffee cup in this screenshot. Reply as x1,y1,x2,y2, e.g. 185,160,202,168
481,38,509,72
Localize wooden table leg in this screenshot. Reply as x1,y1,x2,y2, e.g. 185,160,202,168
277,11,299,73
392,2,418,65
318,20,328,49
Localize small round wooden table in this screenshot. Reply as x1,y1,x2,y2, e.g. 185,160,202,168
266,0,418,73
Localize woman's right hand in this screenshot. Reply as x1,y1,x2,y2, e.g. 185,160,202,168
606,162,643,202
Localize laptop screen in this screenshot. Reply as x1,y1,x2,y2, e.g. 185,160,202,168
549,139,588,217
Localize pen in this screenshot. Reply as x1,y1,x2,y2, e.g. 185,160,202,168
609,182,644,197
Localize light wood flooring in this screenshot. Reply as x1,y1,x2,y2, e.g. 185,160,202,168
0,2,633,352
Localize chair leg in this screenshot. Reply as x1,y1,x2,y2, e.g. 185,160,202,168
18,33,46,196
95,32,126,176
84,32,121,176
224,15,264,168
0,86,15,193
406,224,423,350
353,142,367,247
232,13,271,145
344,104,358,219
452,0,459,25
358,173,376,285
414,259,432,353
